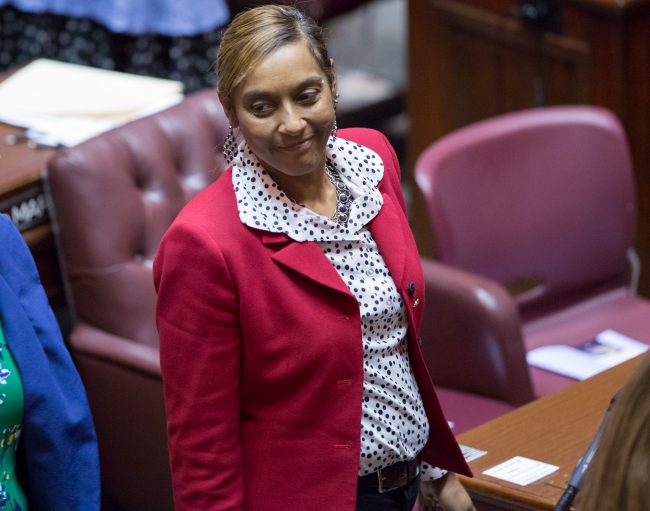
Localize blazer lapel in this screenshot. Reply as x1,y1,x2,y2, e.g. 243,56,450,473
260,188,408,300
368,192,407,287
262,232,353,297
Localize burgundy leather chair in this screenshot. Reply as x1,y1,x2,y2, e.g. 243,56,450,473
45,90,230,511
420,258,534,434
415,106,650,396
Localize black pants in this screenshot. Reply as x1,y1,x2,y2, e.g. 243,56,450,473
356,475,420,511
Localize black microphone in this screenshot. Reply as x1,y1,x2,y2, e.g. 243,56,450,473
554,394,617,511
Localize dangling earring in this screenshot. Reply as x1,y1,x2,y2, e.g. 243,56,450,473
223,125,237,164
331,92,340,139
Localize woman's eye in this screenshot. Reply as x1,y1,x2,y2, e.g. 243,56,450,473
298,89,320,103
250,102,273,115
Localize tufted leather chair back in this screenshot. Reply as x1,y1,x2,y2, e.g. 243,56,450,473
45,90,230,511
47,90,228,345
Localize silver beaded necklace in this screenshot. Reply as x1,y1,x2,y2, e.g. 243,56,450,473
325,160,351,226
287,160,352,226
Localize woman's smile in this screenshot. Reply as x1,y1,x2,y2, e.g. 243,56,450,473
279,136,315,151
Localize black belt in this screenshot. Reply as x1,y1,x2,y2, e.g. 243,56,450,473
357,455,421,493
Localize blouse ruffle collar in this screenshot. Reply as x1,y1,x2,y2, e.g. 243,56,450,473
232,136,385,242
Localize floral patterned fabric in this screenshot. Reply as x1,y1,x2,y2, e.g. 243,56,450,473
0,321,25,511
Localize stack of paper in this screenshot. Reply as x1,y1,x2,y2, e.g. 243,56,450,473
0,59,184,146
527,329,649,380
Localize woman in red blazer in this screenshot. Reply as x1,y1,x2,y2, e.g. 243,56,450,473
154,5,473,511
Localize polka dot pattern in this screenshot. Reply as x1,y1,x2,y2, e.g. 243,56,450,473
232,137,384,241
321,231,430,476
234,136,446,480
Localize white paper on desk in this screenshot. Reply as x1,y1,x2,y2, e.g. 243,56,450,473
0,59,183,146
483,456,559,486
526,329,648,381
459,444,487,463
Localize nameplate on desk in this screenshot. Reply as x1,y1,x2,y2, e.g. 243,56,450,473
0,186,48,232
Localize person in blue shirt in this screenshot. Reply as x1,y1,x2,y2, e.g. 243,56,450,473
0,213,100,511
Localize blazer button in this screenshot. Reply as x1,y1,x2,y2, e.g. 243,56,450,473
408,281,416,297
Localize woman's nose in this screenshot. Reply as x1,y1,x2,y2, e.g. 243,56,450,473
279,106,306,134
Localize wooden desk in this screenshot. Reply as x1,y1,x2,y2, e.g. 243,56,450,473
0,121,64,308
456,355,646,510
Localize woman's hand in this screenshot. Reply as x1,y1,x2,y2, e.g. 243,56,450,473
419,472,476,511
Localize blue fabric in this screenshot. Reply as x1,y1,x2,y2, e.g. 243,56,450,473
0,214,100,511
0,0,230,35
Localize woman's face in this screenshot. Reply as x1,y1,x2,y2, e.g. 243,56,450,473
227,41,336,180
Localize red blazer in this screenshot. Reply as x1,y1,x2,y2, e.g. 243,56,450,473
154,128,471,511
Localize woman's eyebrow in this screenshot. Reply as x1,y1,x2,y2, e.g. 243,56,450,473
242,76,324,100
296,76,325,89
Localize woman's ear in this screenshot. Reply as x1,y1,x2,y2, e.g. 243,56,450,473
329,58,338,100
218,93,238,128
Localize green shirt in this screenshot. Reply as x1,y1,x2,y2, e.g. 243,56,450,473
0,320,27,511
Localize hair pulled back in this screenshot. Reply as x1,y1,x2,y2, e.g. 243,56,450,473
216,5,333,102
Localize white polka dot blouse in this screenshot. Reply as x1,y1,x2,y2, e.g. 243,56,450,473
232,136,446,480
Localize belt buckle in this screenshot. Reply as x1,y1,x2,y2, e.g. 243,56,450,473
377,463,408,494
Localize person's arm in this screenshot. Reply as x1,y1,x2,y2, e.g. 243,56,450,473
154,221,244,511
420,473,476,511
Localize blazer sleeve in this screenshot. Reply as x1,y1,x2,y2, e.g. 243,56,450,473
154,220,244,511
0,214,100,511
378,131,409,216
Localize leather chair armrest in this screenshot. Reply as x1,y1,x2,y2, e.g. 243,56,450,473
68,322,161,378
420,257,534,406
68,323,172,510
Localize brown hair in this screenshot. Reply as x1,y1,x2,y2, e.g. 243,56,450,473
216,5,333,102
577,355,650,510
